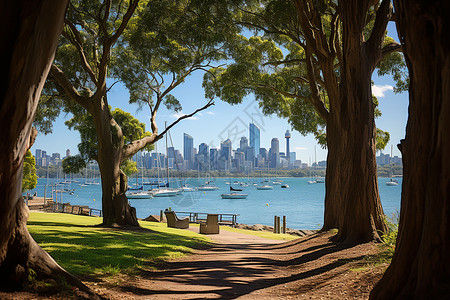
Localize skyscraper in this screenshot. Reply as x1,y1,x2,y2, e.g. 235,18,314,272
220,139,232,171
183,133,194,169
269,138,280,168
285,130,291,168
239,137,248,150
249,123,260,157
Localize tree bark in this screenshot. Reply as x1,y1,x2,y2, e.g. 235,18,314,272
319,0,388,242
0,1,93,294
371,1,450,298
91,97,138,227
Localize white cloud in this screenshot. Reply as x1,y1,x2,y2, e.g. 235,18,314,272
206,111,215,115
372,84,394,98
295,147,307,151
173,113,198,120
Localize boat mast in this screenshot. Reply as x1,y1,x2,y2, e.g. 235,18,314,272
165,121,169,187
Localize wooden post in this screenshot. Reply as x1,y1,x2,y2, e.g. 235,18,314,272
44,184,47,206
282,216,286,234
274,216,277,233
277,216,281,234
160,210,164,222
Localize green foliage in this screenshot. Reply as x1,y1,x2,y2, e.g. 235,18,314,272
376,129,390,151
62,155,87,174
22,150,37,192
380,212,399,258
65,107,152,162
112,0,238,112
204,0,405,146
377,37,409,93
121,159,138,176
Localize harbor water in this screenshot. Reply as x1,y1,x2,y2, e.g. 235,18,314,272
29,177,401,230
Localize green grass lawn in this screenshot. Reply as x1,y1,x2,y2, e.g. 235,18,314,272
27,212,210,278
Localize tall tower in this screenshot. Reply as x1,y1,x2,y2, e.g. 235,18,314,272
249,123,260,157
285,130,291,168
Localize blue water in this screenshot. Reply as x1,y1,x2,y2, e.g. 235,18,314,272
28,177,402,230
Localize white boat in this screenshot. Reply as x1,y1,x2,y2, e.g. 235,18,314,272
386,178,399,186
281,184,289,188
152,189,180,197
126,191,153,199
315,177,325,183
198,185,219,191
181,185,197,192
221,193,248,199
256,185,273,190
307,180,317,184
272,180,282,185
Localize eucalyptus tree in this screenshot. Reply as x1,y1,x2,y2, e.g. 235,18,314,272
0,0,93,293
46,0,236,226
371,1,450,298
204,0,406,243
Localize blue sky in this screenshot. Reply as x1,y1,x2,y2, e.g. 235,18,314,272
31,22,407,164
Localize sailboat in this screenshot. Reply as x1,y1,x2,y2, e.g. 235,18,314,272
272,166,282,185
198,156,219,191
221,185,248,199
126,153,153,199
257,163,273,190
152,123,181,197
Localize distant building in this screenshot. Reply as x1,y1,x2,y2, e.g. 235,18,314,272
65,149,71,159
219,139,232,171
249,123,260,157
239,137,249,151
183,133,194,169
269,138,280,168
210,148,219,170
289,152,296,167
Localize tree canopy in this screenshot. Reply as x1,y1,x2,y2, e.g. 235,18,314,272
203,0,406,147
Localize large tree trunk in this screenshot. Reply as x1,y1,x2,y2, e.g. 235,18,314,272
0,1,92,294
321,0,387,243
92,97,138,227
371,2,450,299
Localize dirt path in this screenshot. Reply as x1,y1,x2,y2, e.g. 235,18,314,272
94,230,387,299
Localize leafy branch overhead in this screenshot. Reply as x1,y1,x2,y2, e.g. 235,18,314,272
203,0,406,149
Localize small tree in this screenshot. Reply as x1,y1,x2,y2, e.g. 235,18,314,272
22,150,37,193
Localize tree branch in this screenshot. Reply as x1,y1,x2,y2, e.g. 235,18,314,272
380,41,402,60
64,20,98,85
367,0,393,65
156,100,215,142
304,45,329,121
123,100,215,159
50,64,90,110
